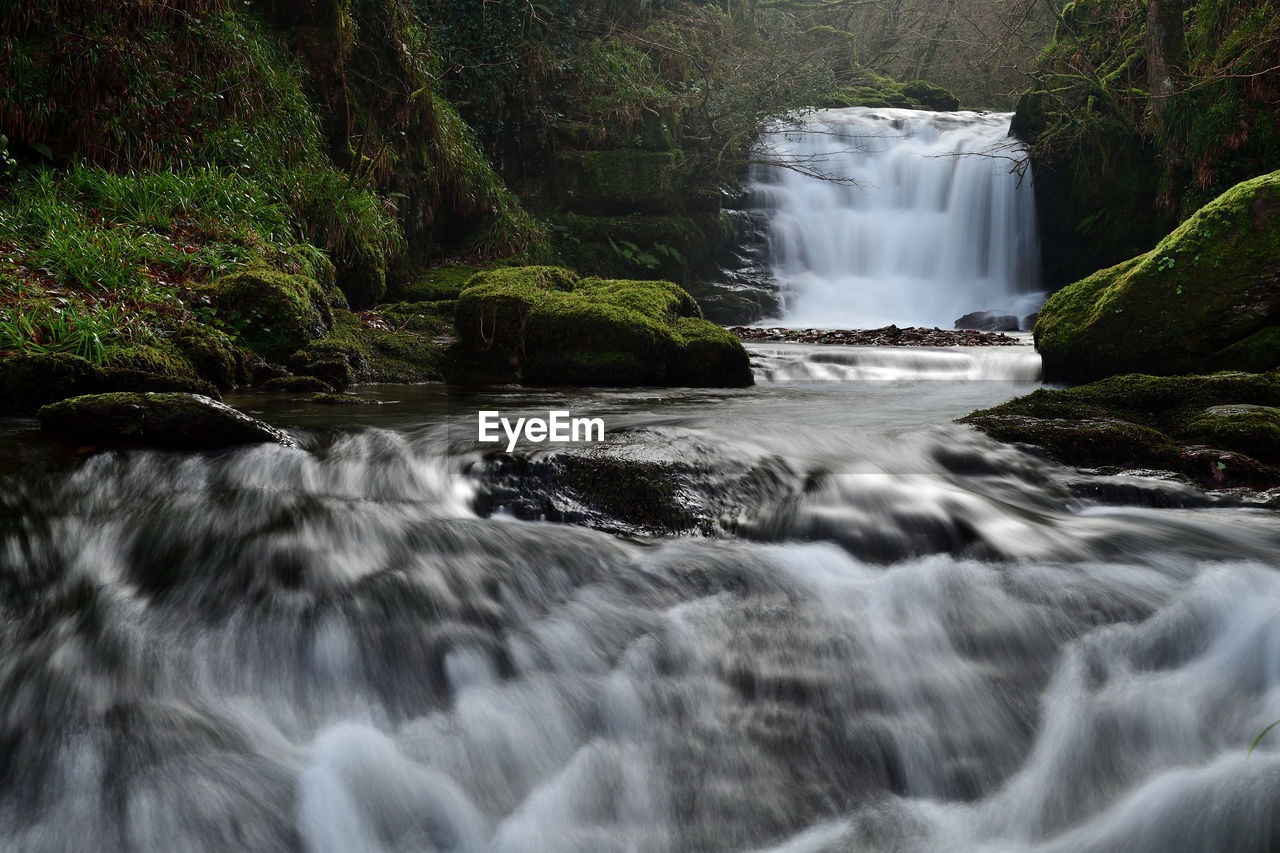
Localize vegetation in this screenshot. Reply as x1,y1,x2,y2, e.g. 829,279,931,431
1013,0,1280,286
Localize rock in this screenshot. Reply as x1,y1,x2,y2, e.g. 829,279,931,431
173,324,248,390
960,371,1280,488
191,266,331,362
311,393,378,405
1181,404,1280,463
455,267,753,387
0,353,220,417
259,376,335,393
474,452,698,535
954,311,1021,332
1035,171,1280,382
0,353,106,416
37,392,293,449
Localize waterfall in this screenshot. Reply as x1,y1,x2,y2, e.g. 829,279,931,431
751,107,1043,329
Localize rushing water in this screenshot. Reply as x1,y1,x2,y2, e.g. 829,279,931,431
750,108,1043,329
3,344,1279,852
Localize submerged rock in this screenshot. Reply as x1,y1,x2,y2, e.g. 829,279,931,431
954,311,1021,332
38,392,293,450
1035,171,1280,382
474,452,698,535
961,372,1280,488
454,266,752,387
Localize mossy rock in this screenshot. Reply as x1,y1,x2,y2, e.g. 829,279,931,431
819,77,960,112
291,308,447,385
197,267,331,361
454,267,752,387
393,264,486,302
554,149,689,215
0,352,218,416
1181,404,1280,463
37,392,292,449
259,375,335,393
455,266,581,355
0,353,106,416
1035,171,1280,382
104,344,199,383
173,324,249,390
900,80,961,112
961,370,1280,486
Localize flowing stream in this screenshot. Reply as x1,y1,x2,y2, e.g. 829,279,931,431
750,108,1043,328
3,342,1280,852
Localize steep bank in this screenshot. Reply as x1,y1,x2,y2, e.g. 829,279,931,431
1013,0,1280,289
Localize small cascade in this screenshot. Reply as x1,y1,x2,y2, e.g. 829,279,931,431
751,107,1043,329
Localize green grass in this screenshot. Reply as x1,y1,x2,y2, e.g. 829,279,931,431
0,163,313,295
0,289,143,365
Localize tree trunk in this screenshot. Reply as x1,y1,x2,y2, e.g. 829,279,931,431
1146,0,1187,119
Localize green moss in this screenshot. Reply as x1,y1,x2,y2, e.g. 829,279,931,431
453,266,752,387
294,308,446,384
1035,171,1280,382
820,75,960,112
259,376,335,393
961,370,1280,481
1212,326,1280,373
1182,404,1280,462
196,267,330,362
104,344,197,382
455,266,581,355
173,324,246,391
670,317,754,386
394,265,486,302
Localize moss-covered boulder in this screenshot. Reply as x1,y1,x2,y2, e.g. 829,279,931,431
454,266,752,387
287,306,450,385
0,353,107,416
173,324,249,390
1035,172,1280,383
195,267,331,362
0,352,221,416
820,76,960,112
37,392,293,449
961,371,1280,487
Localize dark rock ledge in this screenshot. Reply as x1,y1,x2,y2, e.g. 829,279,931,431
38,392,293,451
731,326,1023,347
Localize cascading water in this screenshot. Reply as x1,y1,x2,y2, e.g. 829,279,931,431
4,351,1280,852
751,107,1043,328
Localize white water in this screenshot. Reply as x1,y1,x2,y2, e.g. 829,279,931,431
752,107,1043,328
4,353,1280,851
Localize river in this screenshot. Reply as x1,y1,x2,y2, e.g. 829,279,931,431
2,341,1279,852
